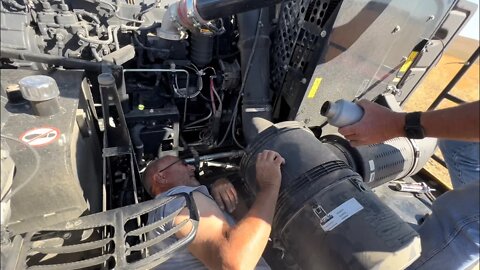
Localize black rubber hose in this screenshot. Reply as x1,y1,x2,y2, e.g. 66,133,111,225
190,32,214,67
196,0,283,20
130,124,145,164
1,48,116,72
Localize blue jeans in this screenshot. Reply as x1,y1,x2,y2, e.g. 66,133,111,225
408,140,480,270
439,140,480,188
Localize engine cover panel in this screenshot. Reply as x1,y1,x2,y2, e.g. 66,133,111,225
1,69,102,234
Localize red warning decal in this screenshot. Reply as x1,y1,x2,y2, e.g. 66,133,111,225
19,127,60,147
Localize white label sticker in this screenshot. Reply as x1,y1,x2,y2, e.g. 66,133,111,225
319,198,364,232
369,160,375,171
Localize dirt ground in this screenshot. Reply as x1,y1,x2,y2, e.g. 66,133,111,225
402,47,479,190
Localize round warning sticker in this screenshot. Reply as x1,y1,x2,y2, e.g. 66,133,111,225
19,127,60,147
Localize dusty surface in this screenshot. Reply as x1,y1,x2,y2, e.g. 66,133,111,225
402,43,479,189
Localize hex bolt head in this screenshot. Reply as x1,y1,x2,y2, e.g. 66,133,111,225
392,25,401,34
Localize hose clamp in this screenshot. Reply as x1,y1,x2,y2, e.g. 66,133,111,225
404,138,421,178
177,0,225,35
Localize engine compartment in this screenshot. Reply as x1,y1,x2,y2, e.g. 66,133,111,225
0,0,477,269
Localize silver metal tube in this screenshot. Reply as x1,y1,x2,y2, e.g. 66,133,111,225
79,25,115,45
184,150,245,163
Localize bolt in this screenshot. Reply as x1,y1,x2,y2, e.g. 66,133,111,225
300,78,307,84
392,25,401,34
320,30,327,38
63,232,72,239
427,15,435,22
387,84,401,96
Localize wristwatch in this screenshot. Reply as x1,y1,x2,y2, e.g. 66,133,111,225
404,112,425,139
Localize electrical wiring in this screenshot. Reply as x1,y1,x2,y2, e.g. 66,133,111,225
172,73,202,99
211,77,222,108
210,77,217,113
184,106,213,128
217,9,263,148
189,63,200,72
202,66,217,75
1,135,40,203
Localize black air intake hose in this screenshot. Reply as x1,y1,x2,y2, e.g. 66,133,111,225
318,94,438,188
238,8,272,144
190,32,214,67
321,135,437,188
241,121,421,270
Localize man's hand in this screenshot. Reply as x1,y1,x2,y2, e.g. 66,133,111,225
255,150,285,191
211,178,238,213
174,149,285,270
338,100,405,146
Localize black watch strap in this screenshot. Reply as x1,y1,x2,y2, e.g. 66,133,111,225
404,112,425,139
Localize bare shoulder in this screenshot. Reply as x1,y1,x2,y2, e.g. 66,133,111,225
173,190,230,268
174,191,228,222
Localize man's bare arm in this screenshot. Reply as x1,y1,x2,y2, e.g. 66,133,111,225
174,150,285,270
421,101,479,141
338,100,480,146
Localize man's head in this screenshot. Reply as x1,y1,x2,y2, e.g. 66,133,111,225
142,155,199,197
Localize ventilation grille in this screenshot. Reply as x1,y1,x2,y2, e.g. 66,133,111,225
271,0,338,101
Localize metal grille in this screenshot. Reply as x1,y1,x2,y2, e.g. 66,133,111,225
271,0,334,98
3,194,198,270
